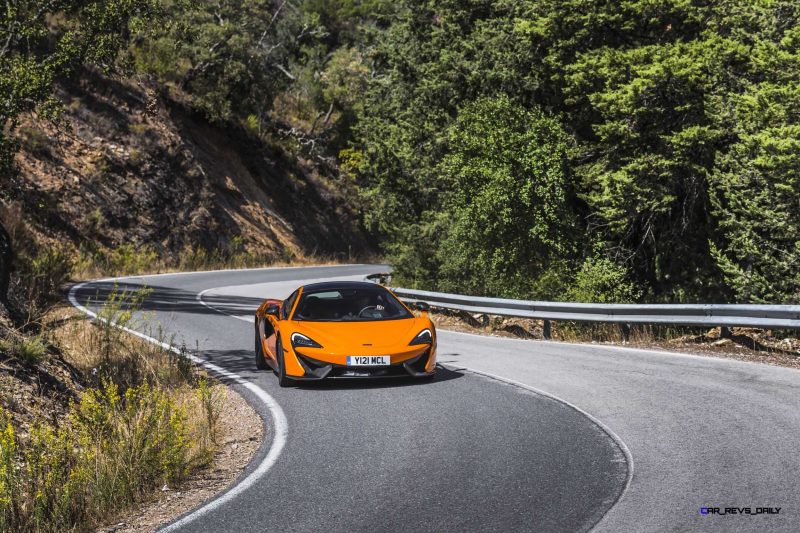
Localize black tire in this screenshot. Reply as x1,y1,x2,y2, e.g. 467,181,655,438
276,336,292,388
254,319,269,370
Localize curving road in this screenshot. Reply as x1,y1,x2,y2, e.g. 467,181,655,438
71,265,800,532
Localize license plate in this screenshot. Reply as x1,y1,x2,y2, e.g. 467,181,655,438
347,355,390,366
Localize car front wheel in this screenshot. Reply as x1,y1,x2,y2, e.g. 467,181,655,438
276,336,292,388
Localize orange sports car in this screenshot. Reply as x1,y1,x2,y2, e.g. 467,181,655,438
254,281,437,386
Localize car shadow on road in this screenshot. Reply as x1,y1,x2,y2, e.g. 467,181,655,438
190,349,465,391
74,281,263,317
294,364,465,391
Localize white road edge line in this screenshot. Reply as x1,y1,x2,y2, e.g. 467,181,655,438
67,279,289,533
199,283,634,532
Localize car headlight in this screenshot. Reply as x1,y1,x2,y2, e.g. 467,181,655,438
409,329,432,345
291,332,322,348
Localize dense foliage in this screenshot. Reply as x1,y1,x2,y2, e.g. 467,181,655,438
350,0,800,303
424,96,576,298
3,0,799,304
133,0,392,151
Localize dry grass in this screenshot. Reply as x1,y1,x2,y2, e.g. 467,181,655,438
54,289,192,389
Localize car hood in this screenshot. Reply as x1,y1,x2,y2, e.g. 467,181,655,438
291,317,427,350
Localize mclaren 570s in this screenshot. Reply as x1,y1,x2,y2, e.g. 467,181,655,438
254,281,437,386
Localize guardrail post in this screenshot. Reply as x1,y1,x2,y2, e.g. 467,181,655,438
480,314,489,328
720,326,732,339
620,323,631,343
543,320,551,340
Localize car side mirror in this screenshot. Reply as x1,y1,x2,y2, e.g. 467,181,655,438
265,304,280,318
411,301,430,312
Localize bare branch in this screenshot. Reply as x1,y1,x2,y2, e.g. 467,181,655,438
272,62,295,80
180,42,223,88
258,0,288,47
321,101,334,128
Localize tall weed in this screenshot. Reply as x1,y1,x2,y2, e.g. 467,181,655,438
0,380,213,532
0,334,48,364
13,246,73,325
67,287,199,389
196,377,225,447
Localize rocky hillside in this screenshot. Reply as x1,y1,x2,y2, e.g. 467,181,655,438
6,70,372,267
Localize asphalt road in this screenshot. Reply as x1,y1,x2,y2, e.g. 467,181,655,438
72,265,800,532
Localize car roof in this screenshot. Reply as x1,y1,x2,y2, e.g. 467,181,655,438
300,281,388,292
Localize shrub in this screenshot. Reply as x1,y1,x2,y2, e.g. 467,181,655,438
14,246,73,323
128,123,151,136
0,335,48,364
0,412,21,531
18,127,51,157
0,380,215,531
244,114,261,135
566,255,641,304
71,382,193,514
104,244,159,276
86,208,106,236
77,244,160,278
23,421,90,529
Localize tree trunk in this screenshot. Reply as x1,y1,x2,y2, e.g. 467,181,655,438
0,219,13,322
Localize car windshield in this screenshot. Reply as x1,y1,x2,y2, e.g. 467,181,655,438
292,287,413,322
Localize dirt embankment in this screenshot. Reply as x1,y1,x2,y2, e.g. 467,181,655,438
9,70,372,262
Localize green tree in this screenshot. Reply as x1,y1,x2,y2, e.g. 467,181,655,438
1,0,160,176
566,254,641,304
133,0,326,125
708,23,800,303
354,0,800,303
432,96,576,298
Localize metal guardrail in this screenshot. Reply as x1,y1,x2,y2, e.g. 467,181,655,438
389,286,800,327
370,276,800,339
